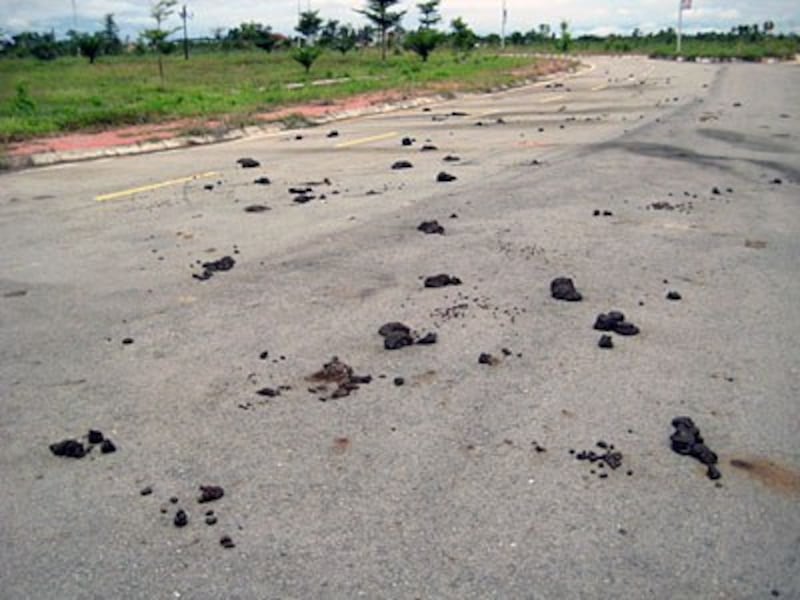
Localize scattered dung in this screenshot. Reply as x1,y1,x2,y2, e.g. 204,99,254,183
418,220,445,235
327,130,339,138
651,201,673,210
574,442,625,478
289,187,312,194
424,274,462,288
416,332,438,345
293,193,315,204
256,387,280,398
401,137,414,146
613,321,640,336
205,515,218,525
392,160,414,170
771,178,782,185
598,335,614,349
220,535,235,549
384,331,414,350
420,144,438,151
122,338,134,345
244,204,270,213
50,429,117,459
174,510,188,528
670,417,720,480
237,158,260,168
594,311,639,336
49,439,87,459
378,322,414,350
140,486,153,496
379,322,410,338
666,291,682,301
450,111,469,116
193,256,235,281
198,485,225,503
594,311,625,331
204,184,214,191
745,239,767,249
393,377,405,386
550,277,582,302
252,177,271,186
436,171,457,182
308,357,371,399
478,353,499,366
443,155,460,162
712,187,722,195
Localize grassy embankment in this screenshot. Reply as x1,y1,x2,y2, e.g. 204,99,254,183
0,49,558,144
516,35,798,61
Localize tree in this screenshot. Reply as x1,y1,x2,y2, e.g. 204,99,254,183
319,19,339,46
450,17,476,53
140,0,179,84
332,24,358,54
417,0,441,30
557,20,572,52
102,13,123,54
292,45,322,74
404,28,441,61
254,27,279,53
76,32,104,63
296,10,323,43
538,23,551,39
355,0,406,60
356,25,375,47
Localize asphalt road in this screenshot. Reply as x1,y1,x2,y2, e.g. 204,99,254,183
1,56,799,599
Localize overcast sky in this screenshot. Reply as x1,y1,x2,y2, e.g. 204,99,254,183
2,0,799,39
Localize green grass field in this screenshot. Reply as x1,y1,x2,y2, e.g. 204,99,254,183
0,49,550,143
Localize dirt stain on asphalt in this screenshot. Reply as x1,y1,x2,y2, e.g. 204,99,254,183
729,457,800,496
332,437,351,454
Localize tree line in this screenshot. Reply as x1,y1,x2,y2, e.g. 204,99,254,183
0,0,794,66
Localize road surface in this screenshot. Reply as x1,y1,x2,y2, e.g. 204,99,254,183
1,56,799,599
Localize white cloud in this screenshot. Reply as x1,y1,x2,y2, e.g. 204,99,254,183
0,0,798,37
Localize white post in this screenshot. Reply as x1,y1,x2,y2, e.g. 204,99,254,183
677,0,683,54
501,0,507,49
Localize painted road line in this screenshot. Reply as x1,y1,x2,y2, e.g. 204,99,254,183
335,131,398,149
95,171,220,202
538,94,566,104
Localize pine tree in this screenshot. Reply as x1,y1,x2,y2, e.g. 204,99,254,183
355,0,406,60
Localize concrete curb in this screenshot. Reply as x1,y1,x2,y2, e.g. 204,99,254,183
3,64,582,172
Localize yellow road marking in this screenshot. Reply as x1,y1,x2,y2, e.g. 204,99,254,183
591,83,608,92
538,94,566,104
95,171,220,202
335,131,397,148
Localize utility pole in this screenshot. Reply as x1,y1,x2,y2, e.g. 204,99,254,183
501,0,507,49
677,0,691,55
180,4,189,60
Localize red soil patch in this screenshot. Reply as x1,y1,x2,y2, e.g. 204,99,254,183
6,59,574,160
